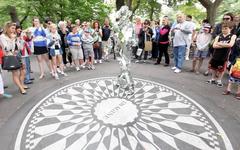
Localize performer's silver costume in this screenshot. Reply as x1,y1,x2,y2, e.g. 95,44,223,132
110,6,138,95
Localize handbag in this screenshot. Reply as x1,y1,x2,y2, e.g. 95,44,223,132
144,41,152,51
2,55,22,70
93,42,100,49
136,48,143,56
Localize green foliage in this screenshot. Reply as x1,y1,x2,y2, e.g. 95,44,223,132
0,0,111,28
135,0,162,20
176,2,206,23
217,0,240,22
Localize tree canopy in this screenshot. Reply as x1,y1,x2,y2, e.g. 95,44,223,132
0,0,239,28
0,0,110,27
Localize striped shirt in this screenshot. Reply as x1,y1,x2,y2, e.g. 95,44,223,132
32,27,47,47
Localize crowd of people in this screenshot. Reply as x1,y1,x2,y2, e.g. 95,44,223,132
0,11,240,100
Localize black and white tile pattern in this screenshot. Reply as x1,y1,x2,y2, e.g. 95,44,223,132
15,77,233,150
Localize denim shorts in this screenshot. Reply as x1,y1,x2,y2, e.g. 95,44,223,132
194,50,208,58
229,76,240,85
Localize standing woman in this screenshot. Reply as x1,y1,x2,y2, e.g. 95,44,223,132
48,24,67,79
58,21,72,67
31,17,52,79
0,22,27,94
136,19,153,62
155,16,171,66
92,21,103,64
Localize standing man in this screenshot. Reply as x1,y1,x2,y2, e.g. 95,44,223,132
185,15,196,60
102,18,111,61
171,13,192,73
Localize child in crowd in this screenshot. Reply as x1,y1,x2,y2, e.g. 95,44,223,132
48,24,67,79
81,30,95,70
206,22,237,87
223,56,240,100
21,29,33,84
191,25,212,74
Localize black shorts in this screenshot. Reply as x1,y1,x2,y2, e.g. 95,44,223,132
209,59,227,72
34,46,48,55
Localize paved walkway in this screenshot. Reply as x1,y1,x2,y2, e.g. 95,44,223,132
0,56,240,150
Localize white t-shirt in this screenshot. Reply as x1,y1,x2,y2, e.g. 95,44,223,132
173,21,192,47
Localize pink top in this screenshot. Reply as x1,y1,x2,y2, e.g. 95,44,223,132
159,28,170,44
135,24,142,36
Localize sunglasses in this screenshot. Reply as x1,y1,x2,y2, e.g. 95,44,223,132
223,18,231,20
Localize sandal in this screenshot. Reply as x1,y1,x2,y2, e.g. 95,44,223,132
222,90,230,95
235,93,240,100
206,79,216,84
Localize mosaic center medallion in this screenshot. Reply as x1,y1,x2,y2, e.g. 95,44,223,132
93,98,139,126
14,77,233,150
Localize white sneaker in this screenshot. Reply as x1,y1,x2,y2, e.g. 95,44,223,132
185,57,190,60
174,68,181,73
55,73,59,80
171,66,176,70
91,65,95,70
80,65,85,69
56,68,61,73
94,60,97,64
135,60,140,63
99,59,102,64
76,67,80,71
61,72,68,76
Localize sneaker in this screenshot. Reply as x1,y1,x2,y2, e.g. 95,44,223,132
56,68,61,73
61,72,68,76
135,60,140,63
174,68,181,73
216,81,223,87
50,72,55,77
99,59,102,64
185,57,190,60
55,73,59,80
171,66,176,70
76,67,80,71
195,71,200,75
2,93,12,98
24,81,33,84
91,65,95,70
222,90,230,95
164,64,169,67
154,62,160,65
143,60,146,63
94,60,97,64
190,69,195,72
80,65,85,69
203,71,209,76
206,79,216,84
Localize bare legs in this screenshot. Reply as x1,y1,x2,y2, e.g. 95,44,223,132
12,70,26,94
192,58,204,74
36,53,53,79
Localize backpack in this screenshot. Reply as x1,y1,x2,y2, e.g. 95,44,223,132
231,58,240,78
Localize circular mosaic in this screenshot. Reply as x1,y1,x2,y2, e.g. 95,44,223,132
15,77,233,150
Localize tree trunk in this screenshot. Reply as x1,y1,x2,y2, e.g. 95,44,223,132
8,5,20,24
127,0,132,10
198,0,223,26
206,5,217,26
116,0,125,10
149,7,154,21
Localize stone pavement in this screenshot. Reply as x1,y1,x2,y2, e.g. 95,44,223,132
0,55,240,150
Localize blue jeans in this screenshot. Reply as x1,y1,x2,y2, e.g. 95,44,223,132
23,57,31,83
173,45,186,69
